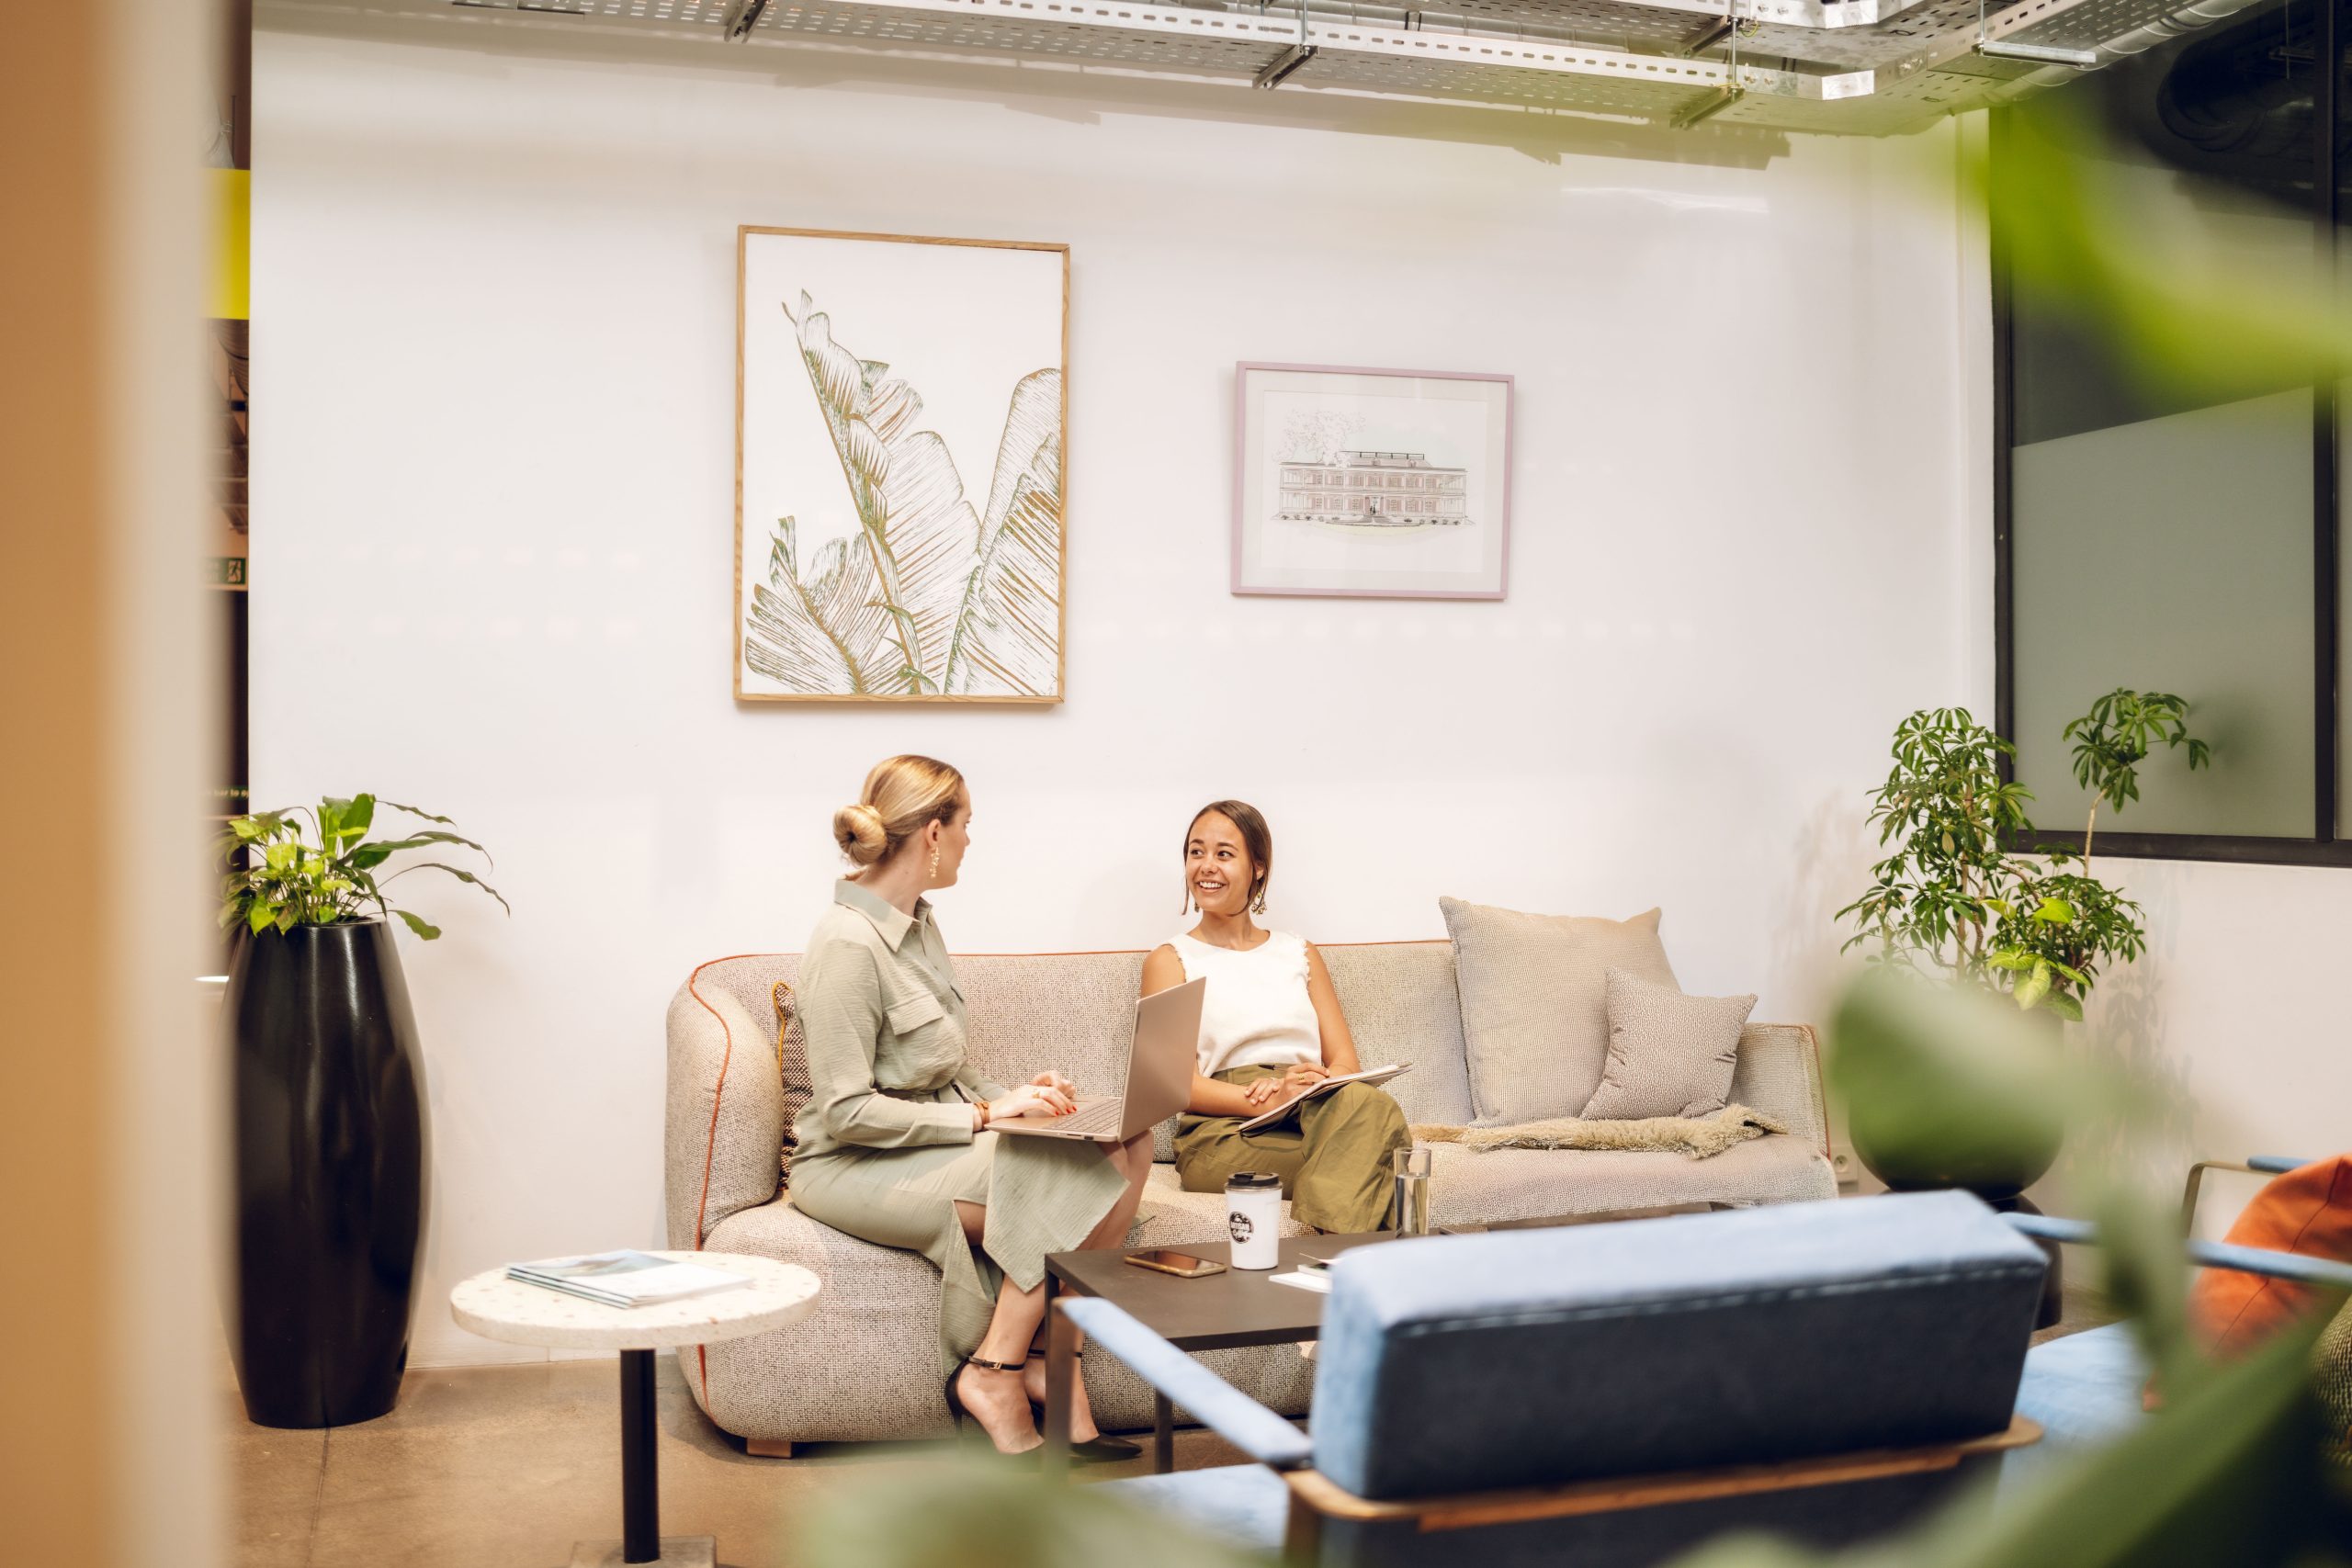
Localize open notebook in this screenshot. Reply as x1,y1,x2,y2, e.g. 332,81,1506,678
1238,1063,1409,1134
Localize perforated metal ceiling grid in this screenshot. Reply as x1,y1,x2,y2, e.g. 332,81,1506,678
1997,0,2264,51
754,0,1297,62
1303,48,1724,105
279,0,2270,133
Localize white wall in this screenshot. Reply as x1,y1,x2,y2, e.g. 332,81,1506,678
2067,861,2352,1237
253,24,1982,1367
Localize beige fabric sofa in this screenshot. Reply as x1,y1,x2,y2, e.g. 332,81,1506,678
663,942,1836,1450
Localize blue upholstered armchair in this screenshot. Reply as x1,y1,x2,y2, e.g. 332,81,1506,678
1063,1191,2053,1568
2003,1152,2352,1487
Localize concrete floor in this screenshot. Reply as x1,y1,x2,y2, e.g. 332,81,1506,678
228,1353,1253,1568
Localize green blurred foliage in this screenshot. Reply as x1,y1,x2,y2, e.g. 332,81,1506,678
1982,96,2348,407
1830,967,2077,1188
1808,970,2351,1568
797,1461,1273,1568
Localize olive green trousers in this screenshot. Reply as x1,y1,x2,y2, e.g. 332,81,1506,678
1172,1066,1412,1234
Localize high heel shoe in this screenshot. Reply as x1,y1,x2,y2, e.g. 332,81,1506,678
944,1356,1043,1464
1023,1351,1143,1462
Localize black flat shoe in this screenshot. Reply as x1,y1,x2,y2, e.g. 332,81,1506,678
945,1356,1046,1462
1020,1351,1142,1461
1066,1434,1143,1463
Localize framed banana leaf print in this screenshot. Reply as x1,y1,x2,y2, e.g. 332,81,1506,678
735,228,1069,703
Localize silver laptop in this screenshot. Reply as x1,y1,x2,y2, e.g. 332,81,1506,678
989,977,1204,1144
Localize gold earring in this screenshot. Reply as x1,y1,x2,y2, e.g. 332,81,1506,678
929,845,941,877
1251,885,1267,914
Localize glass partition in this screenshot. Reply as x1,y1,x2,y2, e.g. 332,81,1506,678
1996,0,2347,860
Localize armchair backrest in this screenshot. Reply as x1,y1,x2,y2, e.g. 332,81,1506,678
1309,1190,2048,1502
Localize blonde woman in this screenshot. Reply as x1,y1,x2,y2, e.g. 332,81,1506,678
1138,799,1410,1233
790,756,1148,1461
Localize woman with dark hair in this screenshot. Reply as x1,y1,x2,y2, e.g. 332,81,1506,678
1137,800,1410,1233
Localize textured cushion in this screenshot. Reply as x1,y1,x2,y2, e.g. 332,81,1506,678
2318,1301,2352,1463
770,981,814,1187
2186,1155,2352,1359
1439,897,1679,1125
1134,1164,1311,1247
1582,968,1756,1121
1311,1190,2047,1501
1319,942,1476,1128
1422,1134,1834,1225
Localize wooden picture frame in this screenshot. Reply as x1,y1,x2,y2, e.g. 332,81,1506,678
734,227,1070,703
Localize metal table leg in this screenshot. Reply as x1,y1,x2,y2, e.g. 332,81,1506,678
1043,1291,1077,1483
621,1348,659,1562
1154,1392,1174,1474
565,1351,713,1568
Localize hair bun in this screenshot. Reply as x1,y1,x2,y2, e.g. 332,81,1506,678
834,803,888,866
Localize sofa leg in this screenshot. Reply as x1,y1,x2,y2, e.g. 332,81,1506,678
744,1438,797,1460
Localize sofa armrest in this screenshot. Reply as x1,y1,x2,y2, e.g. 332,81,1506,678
665,964,785,1250
1727,1022,1830,1157
1057,1298,1314,1470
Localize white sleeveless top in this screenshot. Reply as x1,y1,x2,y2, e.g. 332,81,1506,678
1169,930,1322,1077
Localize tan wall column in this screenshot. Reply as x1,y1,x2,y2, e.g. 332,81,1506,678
1,1,221,1562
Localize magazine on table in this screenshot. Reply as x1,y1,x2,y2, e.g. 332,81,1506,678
505,1250,748,1309
1237,1064,1410,1134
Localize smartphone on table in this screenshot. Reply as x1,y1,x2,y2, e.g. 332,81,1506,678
1124,1249,1227,1279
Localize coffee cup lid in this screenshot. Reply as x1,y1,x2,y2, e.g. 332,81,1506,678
1226,1172,1281,1190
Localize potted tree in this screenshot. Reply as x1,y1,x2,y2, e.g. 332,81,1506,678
216,794,504,1427
1836,694,2204,1195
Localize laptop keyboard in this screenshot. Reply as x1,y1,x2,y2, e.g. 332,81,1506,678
1038,1100,1124,1136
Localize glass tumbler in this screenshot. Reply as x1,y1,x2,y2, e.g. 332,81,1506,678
1391,1145,1434,1235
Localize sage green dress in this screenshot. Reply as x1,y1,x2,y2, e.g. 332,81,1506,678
788,880,1128,1373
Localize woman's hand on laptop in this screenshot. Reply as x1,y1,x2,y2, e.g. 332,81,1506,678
993,1080,1075,1120
1030,1069,1077,1100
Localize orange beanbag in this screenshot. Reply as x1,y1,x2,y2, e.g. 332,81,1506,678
2188,1155,2352,1358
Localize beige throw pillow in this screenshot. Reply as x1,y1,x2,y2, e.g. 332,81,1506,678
1582,967,1757,1122
1439,897,1679,1125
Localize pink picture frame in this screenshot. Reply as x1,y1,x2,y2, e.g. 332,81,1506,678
1230,361,1513,601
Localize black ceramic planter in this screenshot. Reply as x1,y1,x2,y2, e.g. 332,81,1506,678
1847,1112,2064,1201
225,919,429,1428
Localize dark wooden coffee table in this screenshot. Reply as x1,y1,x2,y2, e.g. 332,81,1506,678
1040,1235,1389,1474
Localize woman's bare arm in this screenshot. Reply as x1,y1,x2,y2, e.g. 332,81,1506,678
1305,942,1363,1077
1144,942,1261,1117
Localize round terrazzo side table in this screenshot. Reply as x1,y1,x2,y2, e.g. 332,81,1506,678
452,1252,819,1568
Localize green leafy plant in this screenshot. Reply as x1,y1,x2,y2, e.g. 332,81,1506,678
1982,690,2209,1020
1841,694,2207,1023
1838,708,2038,986
216,794,506,942
2061,688,2211,865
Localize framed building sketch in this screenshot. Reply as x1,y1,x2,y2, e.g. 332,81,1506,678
1231,363,1512,600
735,227,1069,703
